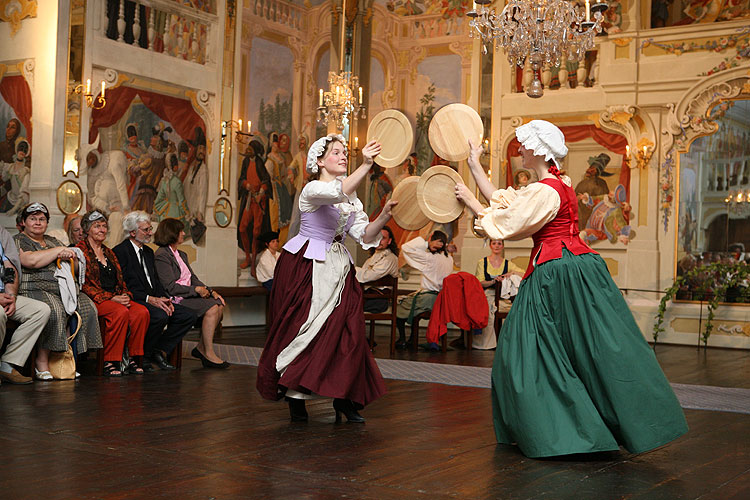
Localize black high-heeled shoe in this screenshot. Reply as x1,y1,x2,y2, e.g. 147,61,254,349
333,398,365,423
285,397,308,422
191,347,230,369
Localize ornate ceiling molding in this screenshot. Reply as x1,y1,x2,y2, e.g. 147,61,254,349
0,0,37,37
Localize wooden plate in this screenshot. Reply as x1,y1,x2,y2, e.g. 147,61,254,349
390,176,430,230
428,103,483,161
367,110,413,168
416,166,465,223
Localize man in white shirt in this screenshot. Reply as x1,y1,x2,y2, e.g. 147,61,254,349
255,231,280,290
356,226,399,313
395,230,454,349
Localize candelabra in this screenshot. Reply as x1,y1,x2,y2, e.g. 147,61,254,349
467,0,608,98
318,71,366,131
626,144,654,169
73,79,106,109
725,189,750,217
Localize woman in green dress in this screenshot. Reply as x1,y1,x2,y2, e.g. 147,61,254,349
455,120,687,458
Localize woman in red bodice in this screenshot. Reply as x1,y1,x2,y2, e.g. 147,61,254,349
455,120,687,459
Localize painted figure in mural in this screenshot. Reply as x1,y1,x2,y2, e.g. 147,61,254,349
514,169,532,189
287,133,309,196
680,0,750,24
183,127,208,231
389,153,417,188
574,153,613,230
0,118,21,163
266,132,294,231
455,121,687,458
1,139,31,215
580,184,634,245
238,139,273,274
367,164,393,218
652,0,674,28
130,124,171,213
78,136,130,247
278,133,293,169
154,151,190,228
123,123,148,196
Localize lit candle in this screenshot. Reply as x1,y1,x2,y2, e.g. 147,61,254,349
585,0,590,22
625,145,630,158
239,119,243,131
86,79,91,94
358,86,363,104
319,89,324,107
101,81,105,98
643,145,648,156
355,136,358,148
248,120,251,133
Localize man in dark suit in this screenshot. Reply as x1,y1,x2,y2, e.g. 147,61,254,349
114,211,197,371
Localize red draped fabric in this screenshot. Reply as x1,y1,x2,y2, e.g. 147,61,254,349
0,75,33,144
505,124,630,199
88,85,205,144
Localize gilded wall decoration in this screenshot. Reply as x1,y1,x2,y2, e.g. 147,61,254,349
651,0,750,28
0,0,37,37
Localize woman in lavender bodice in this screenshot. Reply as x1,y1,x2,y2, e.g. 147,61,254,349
256,134,397,423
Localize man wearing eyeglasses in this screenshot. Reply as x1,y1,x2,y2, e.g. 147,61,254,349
113,211,197,371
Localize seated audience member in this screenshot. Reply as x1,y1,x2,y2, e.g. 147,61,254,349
394,231,454,349
255,231,280,291
78,211,149,377
356,226,399,313
66,215,84,247
0,222,50,385
113,212,197,372
14,203,100,380
467,239,524,350
153,218,229,369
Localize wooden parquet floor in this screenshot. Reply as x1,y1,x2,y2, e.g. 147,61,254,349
0,326,748,499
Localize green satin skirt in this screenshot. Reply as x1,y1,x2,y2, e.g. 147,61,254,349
491,250,688,458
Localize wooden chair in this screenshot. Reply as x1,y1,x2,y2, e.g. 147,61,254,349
362,275,398,355
410,310,448,352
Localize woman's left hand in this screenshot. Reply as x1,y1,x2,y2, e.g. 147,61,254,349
212,290,225,306
58,247,74,260
455,183,484,215
361,140,381,166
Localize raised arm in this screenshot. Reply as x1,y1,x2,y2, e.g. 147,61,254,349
341,140,381,196
466,139,496,202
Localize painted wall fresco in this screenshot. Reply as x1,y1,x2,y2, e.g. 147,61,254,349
0,74,32,217
84,85,207,247
651,0,750,28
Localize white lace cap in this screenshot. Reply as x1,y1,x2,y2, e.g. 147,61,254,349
306,134,347,174
515,120,568,169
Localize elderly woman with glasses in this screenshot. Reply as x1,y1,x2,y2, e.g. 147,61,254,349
14,203,102,379
77,210,149,376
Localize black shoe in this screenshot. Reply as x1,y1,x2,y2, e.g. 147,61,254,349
333,398,365,423
285,396,308,422
141,361,156,373
150,351,176,371
191,347,230,369
395,338,409,350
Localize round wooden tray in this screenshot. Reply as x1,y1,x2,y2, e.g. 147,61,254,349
428,103,483,162
366,109,413,168
416,165,465,223
390,176,430,230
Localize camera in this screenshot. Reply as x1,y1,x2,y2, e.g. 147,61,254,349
1,266,16,285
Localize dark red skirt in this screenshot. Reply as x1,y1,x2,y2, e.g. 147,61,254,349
256,245,387,407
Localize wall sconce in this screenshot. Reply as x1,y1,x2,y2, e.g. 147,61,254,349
222,119,253,144
626,143,654,169
73,79,106,109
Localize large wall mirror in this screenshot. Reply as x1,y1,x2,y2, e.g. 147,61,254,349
63,0,86,176
676,98,750,301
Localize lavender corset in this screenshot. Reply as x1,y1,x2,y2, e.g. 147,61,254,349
283,204,356,262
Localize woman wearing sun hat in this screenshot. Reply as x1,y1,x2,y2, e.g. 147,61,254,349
455,120,687,458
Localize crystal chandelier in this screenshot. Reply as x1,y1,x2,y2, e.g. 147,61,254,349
317,0,366,130
317,71,366,130
725,189,750,217
468,0,608,98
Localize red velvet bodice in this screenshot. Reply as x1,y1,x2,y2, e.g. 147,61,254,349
523,178,597,278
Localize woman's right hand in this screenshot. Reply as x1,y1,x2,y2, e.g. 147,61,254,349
57,247,75,260
111,294,131,307
468,139,484,168
195,285,210,298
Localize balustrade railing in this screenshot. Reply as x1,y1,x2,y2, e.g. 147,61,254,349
104,0,213,65
250,0,304,31
514,49,599,93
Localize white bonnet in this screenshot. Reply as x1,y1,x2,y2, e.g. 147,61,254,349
306,133,347,174
515,120,568,169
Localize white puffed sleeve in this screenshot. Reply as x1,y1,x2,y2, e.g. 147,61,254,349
345,198,381,251
477,182,561,241
299,177,351,212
